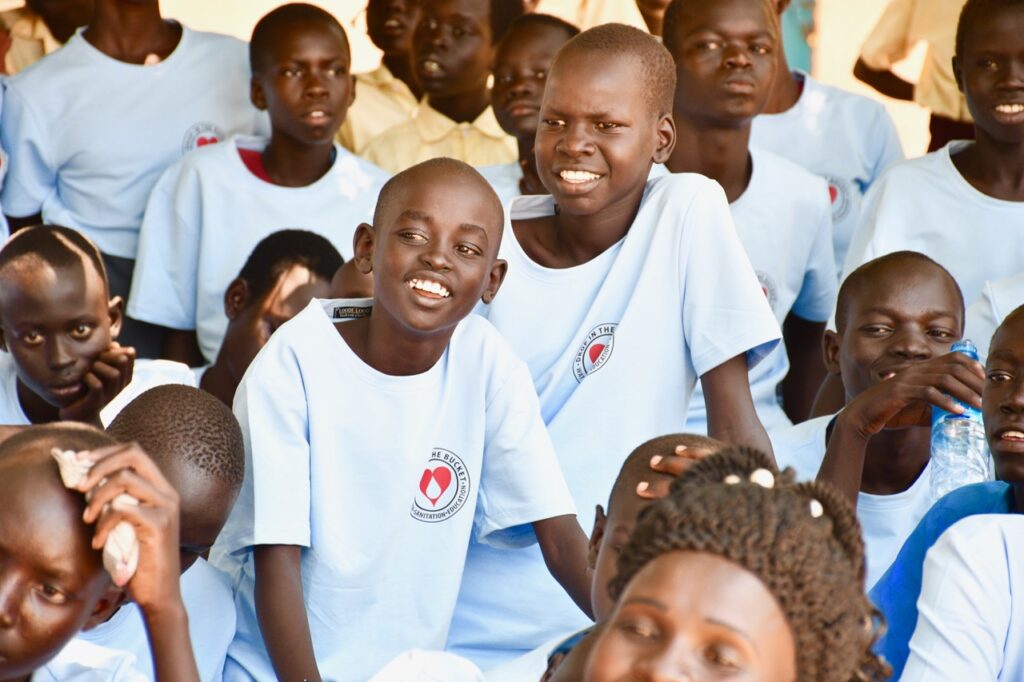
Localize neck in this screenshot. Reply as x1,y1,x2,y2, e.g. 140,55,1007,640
550,185,647,265
639,10,664,37
860,427,931,495
198,361,236,408
428,86,491,124
762,44,801,114
950,134,1024,201
1014,484,1024,513
16,379,60,424
83,2,180,64
262,136,335,188
516,136,545,195
667,115,753,202
340,311,452,376
382,53,423,100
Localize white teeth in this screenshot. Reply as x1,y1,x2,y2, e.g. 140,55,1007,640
422,60,442,74
560,169,601,183
1002,430,1024,440
407,279,450,298
882,371,897,380
384,19,401,28
996,103,1024,114
307,110,328,120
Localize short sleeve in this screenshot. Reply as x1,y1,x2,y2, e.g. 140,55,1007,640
901,516,1010,681
219,333,312,554
474,357,575,548
0,83,55,218
866,107,905,188
859,0,915,69
791,179,839,321
680,181,781,377
965,281,1003,361
127,159,203,330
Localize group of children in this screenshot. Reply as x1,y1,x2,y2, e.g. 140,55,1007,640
0,0,1023,680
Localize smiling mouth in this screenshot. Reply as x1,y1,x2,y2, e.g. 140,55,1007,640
420,59,444,76
407,278,451,299
1000,430,1024,442
383,18,404,32
559,169,602,184
49,381,84,401
995,103,1024,115
303,109,331,123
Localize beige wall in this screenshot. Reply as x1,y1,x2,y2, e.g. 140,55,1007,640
162,0,934,157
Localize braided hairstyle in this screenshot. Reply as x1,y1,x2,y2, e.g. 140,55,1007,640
609,447,890,682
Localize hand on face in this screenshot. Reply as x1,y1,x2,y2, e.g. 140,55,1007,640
76,443,182,613
58,342,135,424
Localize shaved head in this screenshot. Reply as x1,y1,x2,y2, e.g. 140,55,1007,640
0,225,107,298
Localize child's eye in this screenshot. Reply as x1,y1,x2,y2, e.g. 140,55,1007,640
495,73,514,86
542,118,566,129
619,617,659,639
455,244,481,257
860,325,892,336
705,644,744,670
978,58,998,70
281,67,300,78
752,43,773,56
21,330,42,344
452,27,465,38
70,324,93,339
424,18,438,30
534,70,547,81
988,370,1013,383
398,231,427,243
595,122,620,131
698,40,722,51
37,583,68,605
928,329,955,340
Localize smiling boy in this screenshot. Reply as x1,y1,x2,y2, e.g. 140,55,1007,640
212,158,590,682
448,24,781,667
363,0,523,173
128,3,387,368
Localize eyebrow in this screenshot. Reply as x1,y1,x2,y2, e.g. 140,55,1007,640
706,617,757,649
622,597,668,612
857,307,958,320
398,209,434,223
459,223,490,243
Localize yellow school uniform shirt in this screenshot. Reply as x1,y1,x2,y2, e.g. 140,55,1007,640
534,0,646,31
362,100,517,174
859,0,971,122
0,7,59,75
336,63,419,154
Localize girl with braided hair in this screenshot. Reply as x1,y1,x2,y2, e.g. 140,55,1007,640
584,446,890,681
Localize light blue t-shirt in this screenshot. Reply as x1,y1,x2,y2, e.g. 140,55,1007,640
870,481,1017,678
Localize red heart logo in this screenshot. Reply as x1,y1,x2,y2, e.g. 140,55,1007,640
828,185,839,204
588,343,606,364
196,136,219,147
419,467,453,506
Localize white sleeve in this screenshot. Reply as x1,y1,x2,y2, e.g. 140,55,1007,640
127,160,203,330
221,334,312,553
0,83,55,218
965,282,1003,361
901,516,1011,681
790,180,839,321
474,358,576,548
866,105,905,188
681,181,781,376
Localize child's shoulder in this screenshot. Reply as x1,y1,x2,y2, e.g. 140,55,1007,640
749,148,831,212
330,144,392,191
803,72,892,121
4,33,90,93
869,143,962,193
36,638,147,682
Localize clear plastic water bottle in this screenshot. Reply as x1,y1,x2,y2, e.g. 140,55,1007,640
930,339,991,500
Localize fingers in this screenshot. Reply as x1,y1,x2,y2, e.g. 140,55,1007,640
637,444,718,500
91,501,177,553
83,466,171,527
636,478,673,500
76,443,178,504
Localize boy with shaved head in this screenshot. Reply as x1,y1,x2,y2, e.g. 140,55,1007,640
212,157,590,681
449,23,780,667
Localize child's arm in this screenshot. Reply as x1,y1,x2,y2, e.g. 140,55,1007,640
533,515,594,619
161,329,205,368
818,353,984,504
77,443,200,682
701,354,774,458
781,314,828,424
254,544,322,682
60,343,136,424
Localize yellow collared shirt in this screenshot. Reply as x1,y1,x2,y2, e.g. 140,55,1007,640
533,0,646,31
0,8,59,75
362,99,517,174
859,0,971,122
337,63,419,154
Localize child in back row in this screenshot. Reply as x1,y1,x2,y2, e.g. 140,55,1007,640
0,226,193,427
448,24,781,667
661,0,837,431
212,158,591,682
363,0,523,173
128,4,387,368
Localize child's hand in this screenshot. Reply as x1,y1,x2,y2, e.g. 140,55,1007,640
77,442,183,614
59,343,136,423
636,444,718,500
837,352,985,439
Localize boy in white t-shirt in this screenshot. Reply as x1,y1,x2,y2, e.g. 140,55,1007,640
751,0,903,273
128,4,387,368
197,229,342,407
0,0,265,355
58,385,245,682
966,272,1024,361
662,0,837,433
772,251,985,588
448,24,782,667
840,0,1024,306
0,226,193,428
211,158,589,682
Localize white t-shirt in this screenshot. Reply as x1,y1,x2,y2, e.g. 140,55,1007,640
770,414,936,589
212,299,575,682
127,135,387,364
0,27,266,259
903,514,1024,682
0,355,195,426
34,640,146,682
684,149,837,436
484,632,573,681
448,173,782,667
842,142,1024,306
72,559,235,682
966,273,1024,361
477,162,523,213
750,71,904,273
369,651,485,682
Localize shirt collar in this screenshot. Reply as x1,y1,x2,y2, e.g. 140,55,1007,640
411,99,509,143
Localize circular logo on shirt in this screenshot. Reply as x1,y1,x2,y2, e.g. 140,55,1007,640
756,270,779,314
181,123,225,154
411,449,471,523
573,323,617,383
825,175,853,223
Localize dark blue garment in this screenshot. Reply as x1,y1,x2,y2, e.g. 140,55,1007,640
869,481,1017,678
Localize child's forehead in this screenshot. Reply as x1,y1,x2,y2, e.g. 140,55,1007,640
422,0,490,20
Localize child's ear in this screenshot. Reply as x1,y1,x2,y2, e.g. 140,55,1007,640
107,296,124,341
352,223,376,275
587,505,607,571
84,586,128,630
224,278,252,320
480,258,508,305
250,76,268,111
822,329,842,376
348,74,357,108
952,56,965,93
652,113,677,165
